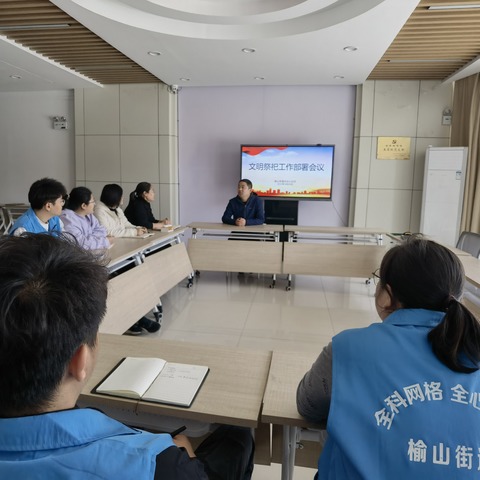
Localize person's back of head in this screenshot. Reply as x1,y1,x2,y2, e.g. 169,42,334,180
100,184,123,209
379,237,480,373
380,237,464,310
28,178,67,211
0,234,108,417
66,186,92,211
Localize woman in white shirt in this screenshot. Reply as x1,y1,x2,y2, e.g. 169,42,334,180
94,184,147,237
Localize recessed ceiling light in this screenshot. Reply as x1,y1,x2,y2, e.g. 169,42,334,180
334,75,344,79
180,78,190,82
242,48,256,54
148,51,162,56
428,4,480,10
343,46,357,52
254,76,265,80
9,75,21,79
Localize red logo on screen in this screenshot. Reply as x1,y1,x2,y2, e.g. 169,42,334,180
242,146,287,156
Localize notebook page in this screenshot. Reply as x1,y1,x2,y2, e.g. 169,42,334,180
96,357,166,399
142,362,209,407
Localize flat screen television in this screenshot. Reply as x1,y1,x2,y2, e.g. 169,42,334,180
240,144,334,200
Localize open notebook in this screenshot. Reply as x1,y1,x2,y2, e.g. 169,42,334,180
94,357,209,408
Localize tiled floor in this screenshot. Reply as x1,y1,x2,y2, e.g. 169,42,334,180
149,271,380,479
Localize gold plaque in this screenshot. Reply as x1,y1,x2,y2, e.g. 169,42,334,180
376,137,411,160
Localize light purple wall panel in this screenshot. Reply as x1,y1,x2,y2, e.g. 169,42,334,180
178,86,355,227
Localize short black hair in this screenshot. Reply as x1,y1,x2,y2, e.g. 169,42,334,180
28,178,67,210
100,184,123,209
65,186,92,211
0,234,108,416
239,179,253,189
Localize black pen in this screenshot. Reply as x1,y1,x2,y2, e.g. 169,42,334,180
170,425,187,437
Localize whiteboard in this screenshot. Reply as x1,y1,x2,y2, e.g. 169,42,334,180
419,147,468,247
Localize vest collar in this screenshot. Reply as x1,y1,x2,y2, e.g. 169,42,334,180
0,408,134,451
384,308,445,328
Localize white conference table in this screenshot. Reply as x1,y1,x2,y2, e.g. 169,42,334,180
189,222,284,239
262,350,324,480
99,228,192,334
79,333,272,433
386,233,472,258
459,254,480,289
187,222,284,287
106,228,187,273
285,225,385,243
283,226,388,290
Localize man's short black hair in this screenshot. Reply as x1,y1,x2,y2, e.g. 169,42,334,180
28,178,67,210
239,179,252,189
0,234,108,416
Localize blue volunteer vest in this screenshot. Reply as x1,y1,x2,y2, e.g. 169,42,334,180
321,309,480,480
9,207,62,235
0,408,174,479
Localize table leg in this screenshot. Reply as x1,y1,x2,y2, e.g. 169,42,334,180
281,425,297,480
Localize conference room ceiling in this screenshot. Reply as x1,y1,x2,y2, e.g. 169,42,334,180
1,0,480,92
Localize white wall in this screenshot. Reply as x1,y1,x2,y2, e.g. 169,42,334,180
0,90,75,203
74,84,178,222
178,86,355,227
0,82,453,235
351,80,453,233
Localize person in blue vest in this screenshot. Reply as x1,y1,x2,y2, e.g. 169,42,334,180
0,234,254,480
9,177,67,236
297,237,480,480
222,179,265,226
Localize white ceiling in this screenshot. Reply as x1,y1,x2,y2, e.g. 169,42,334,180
1,0,421,92
0,36,101,92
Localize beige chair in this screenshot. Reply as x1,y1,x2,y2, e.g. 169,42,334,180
456,231,480,258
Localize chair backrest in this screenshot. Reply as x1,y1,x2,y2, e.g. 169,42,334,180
2,204,29,233
456,231,480,258
0,208,7,235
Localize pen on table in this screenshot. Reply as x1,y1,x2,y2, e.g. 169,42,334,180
170,426,187,437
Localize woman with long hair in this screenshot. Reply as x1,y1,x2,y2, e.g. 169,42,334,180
124,182,169,230
297,237,480,480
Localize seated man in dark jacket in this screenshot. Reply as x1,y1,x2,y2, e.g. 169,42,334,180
222,179,265,226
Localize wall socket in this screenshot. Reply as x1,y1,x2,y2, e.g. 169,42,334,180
53,116,68,130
